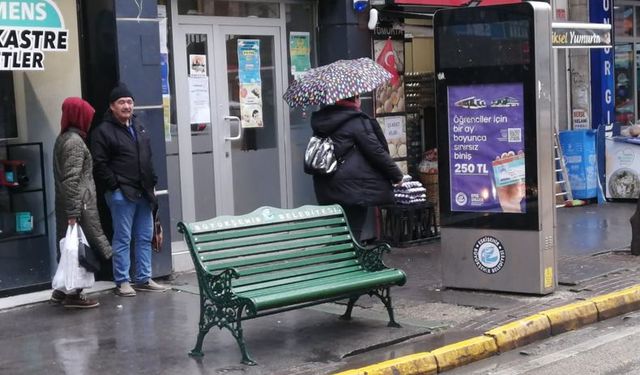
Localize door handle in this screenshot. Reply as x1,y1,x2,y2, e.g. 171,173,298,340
154,189,169,196
224,116,242,141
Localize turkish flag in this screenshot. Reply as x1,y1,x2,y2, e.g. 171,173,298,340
376,39,400,87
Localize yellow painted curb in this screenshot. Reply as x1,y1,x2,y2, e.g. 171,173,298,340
588,285,640,320
431,335,498,372
538,301,598,335
333,352,437,375
334,285,640,375
484,314,551,352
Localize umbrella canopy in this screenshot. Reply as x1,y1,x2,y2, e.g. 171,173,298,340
283,57,392,107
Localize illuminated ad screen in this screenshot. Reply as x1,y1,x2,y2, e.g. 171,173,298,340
448,83,525,213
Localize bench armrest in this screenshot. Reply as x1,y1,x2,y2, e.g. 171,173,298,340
355,243,391,271
198,268,240,302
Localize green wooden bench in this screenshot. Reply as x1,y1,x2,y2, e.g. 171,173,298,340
177,204,407,365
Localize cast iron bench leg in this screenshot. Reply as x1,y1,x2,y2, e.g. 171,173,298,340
229,306,257,365
371,287,401,328
189,294,213,357
189,327,209,358
339,296,360,320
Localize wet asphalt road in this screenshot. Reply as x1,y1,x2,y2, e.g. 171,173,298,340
448,311,640,375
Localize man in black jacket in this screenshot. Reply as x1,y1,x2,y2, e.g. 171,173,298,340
90,84,166,296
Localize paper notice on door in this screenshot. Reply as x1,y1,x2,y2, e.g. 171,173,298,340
240,83,263,128
289,32,311,78
189,54,207,77
238,40,261,84
238,39,263,128
188,76,211,124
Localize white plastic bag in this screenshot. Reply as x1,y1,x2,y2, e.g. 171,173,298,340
52,224,95,292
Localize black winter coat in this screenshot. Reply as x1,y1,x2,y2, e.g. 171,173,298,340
90,111,158,206
311,105,403,206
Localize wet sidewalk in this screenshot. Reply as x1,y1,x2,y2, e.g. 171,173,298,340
1,202,639,375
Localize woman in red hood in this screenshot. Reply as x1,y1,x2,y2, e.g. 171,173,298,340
51,97,113,309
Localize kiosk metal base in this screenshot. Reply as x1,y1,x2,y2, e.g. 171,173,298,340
441,227,556,295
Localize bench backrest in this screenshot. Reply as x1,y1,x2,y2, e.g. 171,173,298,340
178,205,361,288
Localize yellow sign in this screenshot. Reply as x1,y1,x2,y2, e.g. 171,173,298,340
544,267,554,289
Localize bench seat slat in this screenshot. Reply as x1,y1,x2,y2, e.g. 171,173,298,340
199,237,353,262
211,252,356,276
232,265,363,293
193,217,346,242
240,270,393,299
238,269,406,311
195,226,350,252
232,259,361,287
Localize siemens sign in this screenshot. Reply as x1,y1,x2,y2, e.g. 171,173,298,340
0,0,68,70
590,0,614,130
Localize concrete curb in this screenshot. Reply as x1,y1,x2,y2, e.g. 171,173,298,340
333,284,640,375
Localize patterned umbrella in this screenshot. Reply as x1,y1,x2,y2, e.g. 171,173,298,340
283,57,392,107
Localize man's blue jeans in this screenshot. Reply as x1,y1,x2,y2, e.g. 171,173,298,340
105,189,153,286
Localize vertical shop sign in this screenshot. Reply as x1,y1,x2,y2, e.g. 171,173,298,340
448,83,526,214
289,32,311,78
589,0,614,130
237,39,263,128
0,0,68,70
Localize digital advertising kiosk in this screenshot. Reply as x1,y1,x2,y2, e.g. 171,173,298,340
434,2,556,294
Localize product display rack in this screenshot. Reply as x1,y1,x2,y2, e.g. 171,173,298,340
405,72,435,176
0,142,50,297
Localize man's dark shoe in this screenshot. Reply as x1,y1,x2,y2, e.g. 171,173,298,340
62,293,99,309
50,289,66,304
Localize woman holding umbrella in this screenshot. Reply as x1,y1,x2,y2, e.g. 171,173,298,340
311,94,402,241
285,58,403,242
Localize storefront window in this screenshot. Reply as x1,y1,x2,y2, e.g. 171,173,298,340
0,0,82,295
177,0,280,18
615,44,634,124
615,5,633,37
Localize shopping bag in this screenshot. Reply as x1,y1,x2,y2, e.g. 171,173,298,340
51,248,66,291
53,224,95,291
77,225,100,272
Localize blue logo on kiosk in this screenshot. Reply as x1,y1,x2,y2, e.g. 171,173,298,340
473,236,506,274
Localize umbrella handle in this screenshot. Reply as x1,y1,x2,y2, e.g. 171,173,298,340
224,116,243,141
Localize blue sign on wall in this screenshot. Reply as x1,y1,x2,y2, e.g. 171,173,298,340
589,0,614,130
589,0,614,202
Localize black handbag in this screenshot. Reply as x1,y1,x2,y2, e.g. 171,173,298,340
77,226,100,273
